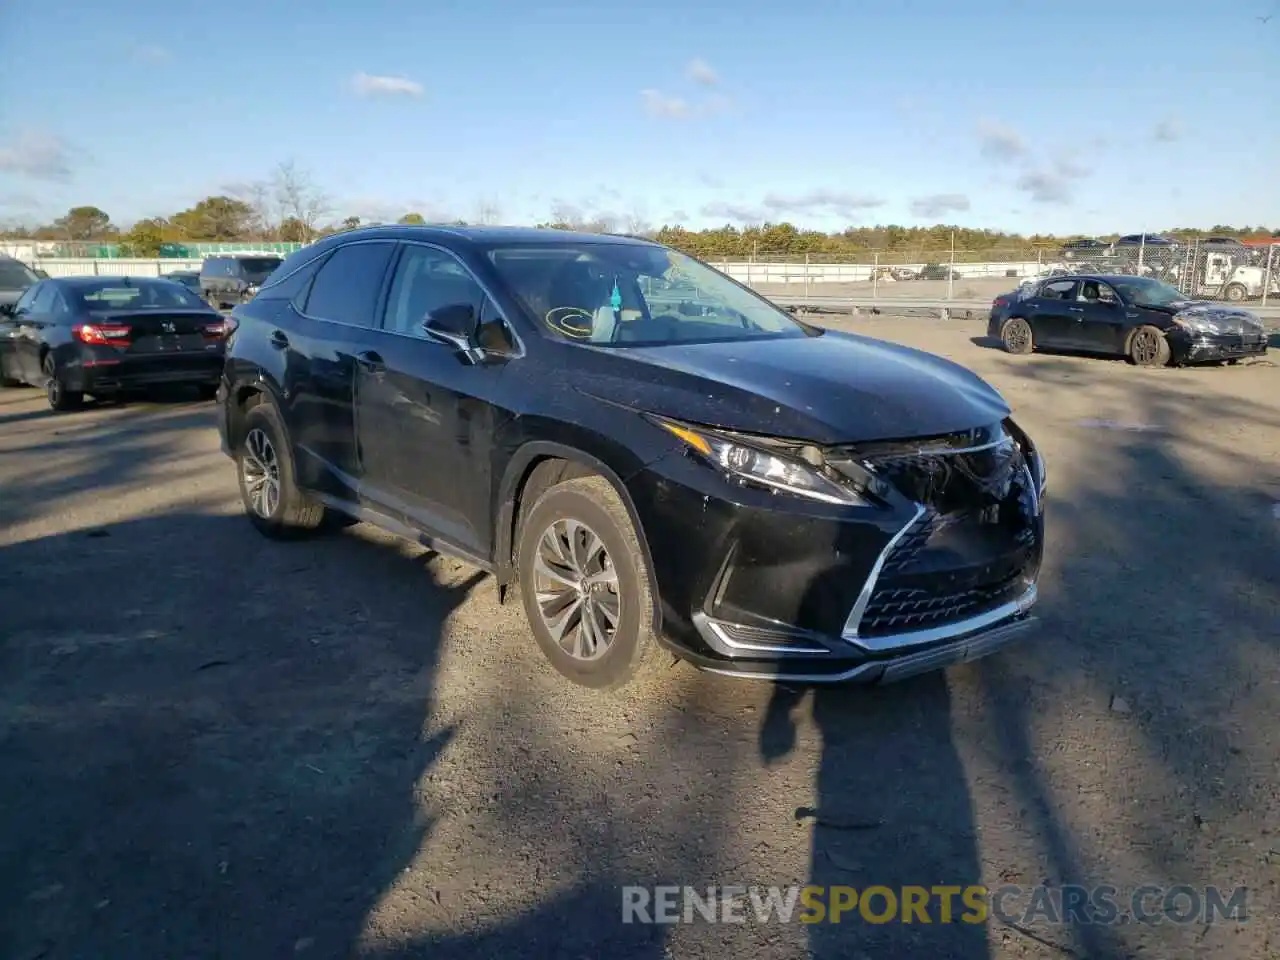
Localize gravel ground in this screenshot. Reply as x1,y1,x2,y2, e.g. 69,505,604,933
1,319,1278,960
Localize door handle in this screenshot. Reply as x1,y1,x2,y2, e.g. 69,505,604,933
1068,307,1084,313
269,330,289,349
356,350,385,372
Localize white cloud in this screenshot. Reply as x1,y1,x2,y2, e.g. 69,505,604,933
976,119,1027,162
641,61,731,120
1013,157,1092,205
686,58,718,87
0,129,74,182
1152,115,1182,142
1015,170,1072,204
700,190,884,225
352,71,425,98
640,89,691,118
132,43,171,63
762,189,885,219
910,194,971,218
700,201,767,223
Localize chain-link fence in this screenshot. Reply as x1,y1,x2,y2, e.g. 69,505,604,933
727,241,1279,306
5,238,1277,307
0,240,307,259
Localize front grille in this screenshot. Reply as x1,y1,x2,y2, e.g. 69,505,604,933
860,567,1030,636
849,423,1043,639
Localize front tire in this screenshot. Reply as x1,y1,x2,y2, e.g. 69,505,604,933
1127,325,1171,367
516,475,661,691
236,403,326,538
1000,317,1035,355
44,354,83,411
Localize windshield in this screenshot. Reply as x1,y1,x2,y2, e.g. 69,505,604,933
1109,276,1185,308
485,242,809,347
74,279,209,310
240,257,283,282
0,259,39,289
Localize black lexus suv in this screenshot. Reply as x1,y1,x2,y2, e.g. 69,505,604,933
216,226,1047,690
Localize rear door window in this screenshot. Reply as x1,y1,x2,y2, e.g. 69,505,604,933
302,242,396,326
258,253,330,304
28,283,56,315
1038,280,1078,301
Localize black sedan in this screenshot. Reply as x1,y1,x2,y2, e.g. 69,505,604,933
217,225,1046,690
988,274,1269,367
0,275,232,410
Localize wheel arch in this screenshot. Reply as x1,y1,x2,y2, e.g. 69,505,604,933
1122,323,1168,355
224,377,286,451
494,441,662,630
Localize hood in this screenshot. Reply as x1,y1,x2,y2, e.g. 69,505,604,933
1155,300,1264,333
569,330,1010,444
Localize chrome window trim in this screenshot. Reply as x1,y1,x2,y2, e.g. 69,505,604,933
292,238,526,361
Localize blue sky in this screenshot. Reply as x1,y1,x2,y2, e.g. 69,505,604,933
0,0,1276,235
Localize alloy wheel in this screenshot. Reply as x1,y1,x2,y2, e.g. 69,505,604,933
43,357,60,407
532,518,620,661
241,427,282,518
1004,319,1031,352
1132,329,1160,365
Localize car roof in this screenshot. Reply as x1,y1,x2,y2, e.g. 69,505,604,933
322,224,659,249
55,275,170,289
1041,274,1156,284
206,253,285,260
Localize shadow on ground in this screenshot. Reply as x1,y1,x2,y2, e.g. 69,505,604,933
961,355,1280,957
0,511,480,959
3,348,1278,958
0,393,217,529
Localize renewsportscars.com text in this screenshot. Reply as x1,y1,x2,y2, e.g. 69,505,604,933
621,884,1249,926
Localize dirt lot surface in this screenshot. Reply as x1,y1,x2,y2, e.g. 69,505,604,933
2,319,1278,960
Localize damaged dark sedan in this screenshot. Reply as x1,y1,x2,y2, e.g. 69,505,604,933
217,226,1046,690
989,274,1269,367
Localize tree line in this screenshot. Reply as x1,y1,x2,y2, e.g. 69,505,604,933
2,159,1275,260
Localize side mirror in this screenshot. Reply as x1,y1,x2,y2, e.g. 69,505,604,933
422,303,480,358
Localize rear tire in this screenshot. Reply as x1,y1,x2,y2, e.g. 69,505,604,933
1127,325,1171,367
44,354,83,411
1223,283,1247,302
516,475,663,691
235,403,327,538
1000,317,1035,355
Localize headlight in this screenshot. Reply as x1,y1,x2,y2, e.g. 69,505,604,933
1171,314,1224,335
652,417,870,506
1029,445,1047,497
